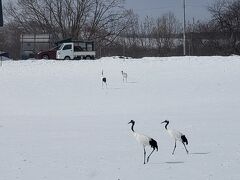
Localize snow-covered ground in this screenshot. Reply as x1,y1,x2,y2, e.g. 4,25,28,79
0,56,240,180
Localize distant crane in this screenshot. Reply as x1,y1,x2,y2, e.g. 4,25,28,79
102,77,107,88
161,120,189,155
121,71,128,82
101,69,107,88
128,120,158,164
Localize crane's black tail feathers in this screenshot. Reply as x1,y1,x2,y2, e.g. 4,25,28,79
149,138,158,151
181,135,188,145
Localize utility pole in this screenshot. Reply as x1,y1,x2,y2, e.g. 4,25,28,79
183,0,186,56
0,0,3,66
0,0,3,27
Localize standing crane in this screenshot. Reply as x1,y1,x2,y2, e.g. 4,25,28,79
128,120,158,164
121,71,128,82
161,120,189,155
101,69,107,88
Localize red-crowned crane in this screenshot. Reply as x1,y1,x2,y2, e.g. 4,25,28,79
128,120,158,164
102,77,107,88
121,71,128,82
101,69,107,88
161,120,189,155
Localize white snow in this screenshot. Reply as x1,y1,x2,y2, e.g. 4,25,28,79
0,56,240,180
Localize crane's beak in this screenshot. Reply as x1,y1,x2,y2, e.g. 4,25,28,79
128,121,131,124
161,121,166,124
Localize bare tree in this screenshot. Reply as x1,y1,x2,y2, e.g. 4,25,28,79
152,12,181,56
5,0,130,45
208,0,240,54
138,16,155,50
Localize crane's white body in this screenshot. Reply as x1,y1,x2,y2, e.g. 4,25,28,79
161,120,189,155
132,131,151,147
167,129,183,142
128,120,158,164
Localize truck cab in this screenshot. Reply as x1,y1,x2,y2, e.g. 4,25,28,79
56,41,96,60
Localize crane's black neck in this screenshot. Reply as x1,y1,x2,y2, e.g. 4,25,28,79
165,121,169,130
131,122,135,132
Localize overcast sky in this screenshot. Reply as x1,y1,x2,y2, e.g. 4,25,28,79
5,0,226,22
125,0,219,22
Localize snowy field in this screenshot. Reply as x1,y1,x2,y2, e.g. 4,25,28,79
0,56,240,180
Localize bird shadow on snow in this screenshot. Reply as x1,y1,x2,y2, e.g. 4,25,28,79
151,161,185,165
164,161,185,164
190,152,211,155
107,87,122,90
126,81,137,84
101,87,122,90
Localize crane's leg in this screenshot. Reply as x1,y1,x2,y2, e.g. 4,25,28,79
182,142,189,154
172,141,176,155
143,147,146,164
147,148,155,163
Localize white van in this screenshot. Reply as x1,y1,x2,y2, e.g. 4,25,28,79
56,41,96,60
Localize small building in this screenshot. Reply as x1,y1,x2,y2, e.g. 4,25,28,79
20,34,51,59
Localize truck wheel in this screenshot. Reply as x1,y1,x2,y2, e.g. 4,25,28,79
64,56,71,60
85,56,91,60
42,55,49,59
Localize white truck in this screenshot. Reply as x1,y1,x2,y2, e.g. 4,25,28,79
56,41,96,60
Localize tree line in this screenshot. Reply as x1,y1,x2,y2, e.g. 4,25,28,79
1,0,240,59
